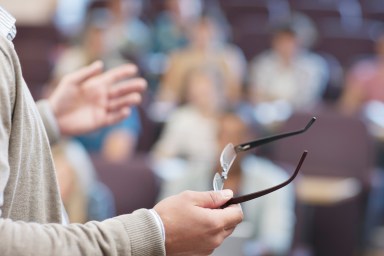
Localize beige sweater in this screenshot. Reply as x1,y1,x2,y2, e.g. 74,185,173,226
0,36,165,255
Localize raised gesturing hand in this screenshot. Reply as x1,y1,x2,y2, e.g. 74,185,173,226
48,61,146,136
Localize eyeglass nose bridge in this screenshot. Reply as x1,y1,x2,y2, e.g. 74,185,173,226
220,170,228,180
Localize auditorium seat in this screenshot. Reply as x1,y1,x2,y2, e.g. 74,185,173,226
271,108,375,255
13,24,61,100
90,153,160,215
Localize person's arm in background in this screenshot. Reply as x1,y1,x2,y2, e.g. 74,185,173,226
338,62,368,116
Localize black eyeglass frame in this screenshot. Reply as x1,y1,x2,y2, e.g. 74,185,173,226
218,117,316,208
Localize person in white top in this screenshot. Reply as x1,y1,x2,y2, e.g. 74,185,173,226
152,65,226,199
249,23,329,111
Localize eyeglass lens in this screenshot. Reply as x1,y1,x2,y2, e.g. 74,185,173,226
220,143,237,175
213,143,237,191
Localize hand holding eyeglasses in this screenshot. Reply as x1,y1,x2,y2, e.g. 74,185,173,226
213,117,317,208
154,190,243,255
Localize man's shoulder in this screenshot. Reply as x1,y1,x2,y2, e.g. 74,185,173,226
0,35,14,53
0,35,18,104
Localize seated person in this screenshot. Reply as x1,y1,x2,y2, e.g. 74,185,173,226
155,12,246,115
105,0,152,64
151,65,226,197
151,0,202,54
249,23,328,112
339,30,384,116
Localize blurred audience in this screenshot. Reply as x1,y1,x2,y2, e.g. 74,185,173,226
152,0,202,55
339,30,384,117
151,66,225,198
339,30,384,253
105,0,151,65
248,23,329,123
153,11,246,119
53,6,126,78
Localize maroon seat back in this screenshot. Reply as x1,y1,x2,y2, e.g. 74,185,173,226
90,153,160,215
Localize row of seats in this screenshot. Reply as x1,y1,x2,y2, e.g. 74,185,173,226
227,15,377,67
218,0,383,71
220,0,384,19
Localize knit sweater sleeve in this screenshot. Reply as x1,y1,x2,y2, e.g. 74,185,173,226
0,209,165,256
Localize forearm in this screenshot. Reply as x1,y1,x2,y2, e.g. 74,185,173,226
0,209,165,256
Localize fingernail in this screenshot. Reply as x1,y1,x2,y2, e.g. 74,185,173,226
126,64,138,73
220,189,233,199
92,60,103,68
238,204,243,214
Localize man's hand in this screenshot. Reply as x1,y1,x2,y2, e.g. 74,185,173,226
48,61,146,136
154,190,243,256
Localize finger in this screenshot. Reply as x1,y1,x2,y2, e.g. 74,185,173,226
214,204,243,229
65,60,104,84
194,190,234,209
223,226,236,237
109,78,147,99
105,107,131,126
99,63,138,85
107,93,142,112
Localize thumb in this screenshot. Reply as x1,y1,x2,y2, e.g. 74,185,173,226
195,189,234,209
66,60,104,84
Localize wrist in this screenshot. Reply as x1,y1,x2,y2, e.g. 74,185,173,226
149,209,166,242
47,94,59,118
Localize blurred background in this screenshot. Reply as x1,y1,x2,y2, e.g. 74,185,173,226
2,0,384,255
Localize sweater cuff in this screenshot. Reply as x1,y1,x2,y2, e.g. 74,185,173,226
36,99,61,145
115,209,165,255
149,209,165,242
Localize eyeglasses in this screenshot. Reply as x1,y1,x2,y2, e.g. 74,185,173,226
214,117,316,208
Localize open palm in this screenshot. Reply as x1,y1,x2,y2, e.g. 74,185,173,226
48,61,146,136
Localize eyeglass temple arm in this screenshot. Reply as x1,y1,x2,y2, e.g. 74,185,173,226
234,117,316,153
220,150,308,209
